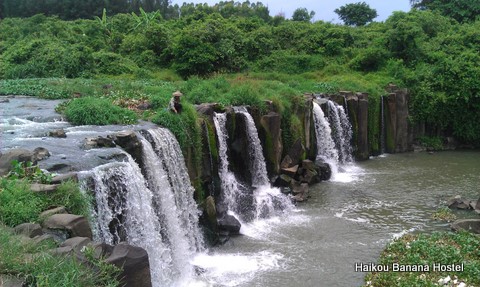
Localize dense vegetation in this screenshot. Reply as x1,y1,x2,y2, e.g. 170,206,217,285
1,2,479,146
362,232,480,287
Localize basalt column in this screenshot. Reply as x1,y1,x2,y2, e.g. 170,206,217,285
344,92,369,161
384,86,412,153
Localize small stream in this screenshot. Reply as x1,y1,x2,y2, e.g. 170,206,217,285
194,152,480,287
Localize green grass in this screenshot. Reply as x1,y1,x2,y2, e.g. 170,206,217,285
0,178,91,227
0,225,121,287
64,96,138,125
363,231,480,287
432,207,457,222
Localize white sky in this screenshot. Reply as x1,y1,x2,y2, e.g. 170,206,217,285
170,0,413,23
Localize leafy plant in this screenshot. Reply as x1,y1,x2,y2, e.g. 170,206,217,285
64,97,138,125
432,207,457,222
8,160,52,184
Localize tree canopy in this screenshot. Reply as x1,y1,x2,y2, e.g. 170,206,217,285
334,2,378,26
410,0,480,23
291,8,315,22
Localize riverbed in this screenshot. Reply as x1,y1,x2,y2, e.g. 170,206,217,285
194,152,480,287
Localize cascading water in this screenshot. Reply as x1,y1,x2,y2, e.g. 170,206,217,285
142,128,204,252
380,96,386,154
82,127,205,287
83,156,175,286
213,112,245,217
233,107,293,220
312,102,339,168
327,100,353,164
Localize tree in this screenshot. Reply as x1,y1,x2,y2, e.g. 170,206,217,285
334,2,378,26
410,0,480,23
292,7,315,22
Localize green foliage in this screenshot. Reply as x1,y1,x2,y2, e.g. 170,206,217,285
411,0,480,23
418,136,444,150
0,225,121,287
431,207,456,222
0,178,91,227
363,231,480,286
8,160,52,184
64,97,138,125
291,8,315,22
335,2,378,26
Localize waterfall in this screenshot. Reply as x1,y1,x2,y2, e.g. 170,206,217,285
83,127,205,287
84,156,178,286
312,102,339,167
380,96,386,154
233,107,293,220
213,112,245,217
233,107,269,187
337,103,353,163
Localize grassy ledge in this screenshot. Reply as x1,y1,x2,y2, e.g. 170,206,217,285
362,231,480,287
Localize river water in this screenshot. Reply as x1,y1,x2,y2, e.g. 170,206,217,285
194,152,480,287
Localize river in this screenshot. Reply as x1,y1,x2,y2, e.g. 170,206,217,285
193,152,480,287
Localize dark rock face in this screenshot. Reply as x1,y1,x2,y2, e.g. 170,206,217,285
357,94,369,160
217,214,241,234
83,136,116,149
228,110,253,185
451,219,480,234
259,112,283,176
385,86,412,153
114,130,143,167
42,214,93,239
105,243,152,287
314,160,332,181
0,148,34,176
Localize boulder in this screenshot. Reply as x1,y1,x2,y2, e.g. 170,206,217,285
315,160,332,181
447,195,471,210
451,219,480,234
286,139,305,167
0,148,34,176
301,159,316,171
32,234,55,244
83,136,115,149
39,206,67,219
300,168,320,185
260,112,283,175
14,223,43,238
476,198,480,212
42,214,92,239
60,237,92,252
280,155,293,169
33,147,50,161
105,243,152,287
48,129,67,138
114,131,143,166
0,275,24,287
30,183,59,193
217,214,241,234
281,165,298,178
273,174,294,187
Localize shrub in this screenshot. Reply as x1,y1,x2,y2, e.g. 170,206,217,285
64,97,138,125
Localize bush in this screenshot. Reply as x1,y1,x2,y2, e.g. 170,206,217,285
64,97,138,125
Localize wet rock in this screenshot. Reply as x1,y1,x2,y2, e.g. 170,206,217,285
260,112,283,175
30,183,59,193
447,195,471,210
195,103,222,120
315,160,332,181
469,200,477,210
14,223,43,238
48,129,67,138
114,131,143,166
0,148,34,176
105,243,152,287
89,242,115,259
273,174,294,187
83,136,116,149
300,168,320,185
280,155,293,169
0,98,10,103
50,172,78,184
46,163,72,173
301,159,316,171
42,214,92,239
281,165,298,178
286,139,305,167
33,147,50,161
217,214,241,234
205,196,218,231
451,219,480,234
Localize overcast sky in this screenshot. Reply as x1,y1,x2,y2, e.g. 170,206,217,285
170,0,413,23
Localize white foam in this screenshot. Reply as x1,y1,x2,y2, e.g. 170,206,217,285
191,251,283,287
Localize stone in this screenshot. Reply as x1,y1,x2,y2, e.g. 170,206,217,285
105,243,152,287
42,214,92,239
287,139,305,167
273,174,294,187
357,97,369,160
447,195,471,210
137,101,152,110
300,168,320,185
205,196,218,231
39,206,67,219
60,237,92,252
0,275,24,287
0,148,34,176
83,136,115,149
260,112,283,175
30,183,59,193
280,155,293,169
14,223,43,238
114,131,143,165
33,147,50,161
315,160,332,181
90,242,115,260
217,214,241,234
475,198,480,211
48,129,67,138
32,234,55,244
281,165,298,178
291,182,309,195
301,159,316,171
50,246,74,256
50,172,78,184
451,219,480,234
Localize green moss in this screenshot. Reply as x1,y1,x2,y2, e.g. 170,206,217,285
368,95,381,155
